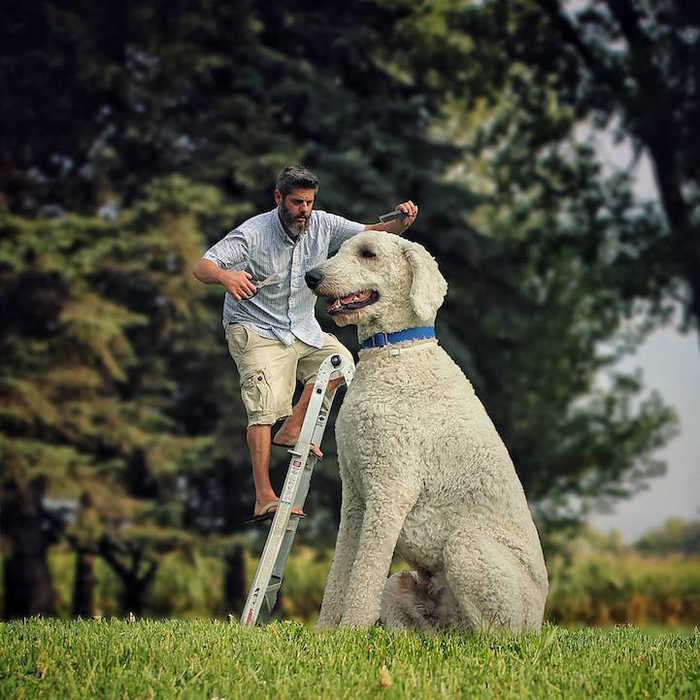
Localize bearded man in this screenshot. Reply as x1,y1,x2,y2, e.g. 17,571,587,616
193,165,417,522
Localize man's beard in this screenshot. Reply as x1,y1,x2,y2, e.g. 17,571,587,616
279,202,310,237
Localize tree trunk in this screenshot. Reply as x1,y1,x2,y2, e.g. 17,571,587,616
120,579,148,616
0,477,54,619
98,538,158,617
72,550,96,618
224,544,246,613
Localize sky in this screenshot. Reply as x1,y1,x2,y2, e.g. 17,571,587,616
583,126,700,541
589,327,700,541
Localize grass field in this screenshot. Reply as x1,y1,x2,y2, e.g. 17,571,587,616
0,619,697,699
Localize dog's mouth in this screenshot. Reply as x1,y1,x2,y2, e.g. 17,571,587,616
326,289,379,315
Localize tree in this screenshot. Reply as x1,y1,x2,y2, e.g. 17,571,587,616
635,517,700,555
0,476,55,617
436,0,700,333
370,1,679,522
0,176,248,616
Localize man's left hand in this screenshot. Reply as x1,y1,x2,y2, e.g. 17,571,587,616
365,200,418,234
395,200,418,228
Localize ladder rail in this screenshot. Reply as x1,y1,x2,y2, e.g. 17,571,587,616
263,385,338,613
240,354,353,626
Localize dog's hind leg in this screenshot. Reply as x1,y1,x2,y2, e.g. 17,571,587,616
442,527,533,632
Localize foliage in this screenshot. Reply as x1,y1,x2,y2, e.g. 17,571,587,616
5,529,699,628
545,525,700,626
1,619,698,699
396,0,683,520
441,0,700,331
1,0,680,521
635,518,700,556
0,177,251,614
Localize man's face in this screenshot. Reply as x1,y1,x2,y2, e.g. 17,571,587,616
275,187,316,235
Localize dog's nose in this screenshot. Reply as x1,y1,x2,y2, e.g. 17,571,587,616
305,268,322,290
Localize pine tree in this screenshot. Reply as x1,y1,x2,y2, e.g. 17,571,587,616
0,177,245,615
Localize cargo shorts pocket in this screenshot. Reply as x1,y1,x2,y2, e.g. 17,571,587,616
226,323,250,357
240,368,273,420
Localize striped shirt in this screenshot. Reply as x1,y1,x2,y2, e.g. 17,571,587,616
203,208,364,348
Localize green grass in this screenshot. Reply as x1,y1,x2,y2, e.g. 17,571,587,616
0,620,697,699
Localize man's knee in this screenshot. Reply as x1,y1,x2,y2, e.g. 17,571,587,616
246,423,272,435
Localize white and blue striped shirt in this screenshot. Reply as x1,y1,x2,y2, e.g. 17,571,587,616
203,208,364,348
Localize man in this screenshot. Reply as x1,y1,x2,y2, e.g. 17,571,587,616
192,165,418,522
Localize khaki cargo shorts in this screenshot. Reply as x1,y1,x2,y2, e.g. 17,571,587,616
225,323,354,427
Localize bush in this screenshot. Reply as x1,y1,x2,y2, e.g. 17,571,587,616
544,527,700,626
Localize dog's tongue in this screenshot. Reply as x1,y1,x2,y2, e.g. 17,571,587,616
340,291,371,304
328,290,372,313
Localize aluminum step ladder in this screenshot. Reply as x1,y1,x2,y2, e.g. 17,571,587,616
240,353,354,626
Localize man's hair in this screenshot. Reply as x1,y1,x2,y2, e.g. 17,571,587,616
275,165,319,197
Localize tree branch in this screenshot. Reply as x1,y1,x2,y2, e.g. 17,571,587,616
533,0,628,97
605,0,666,113
141,559,158,586
98,536,130,582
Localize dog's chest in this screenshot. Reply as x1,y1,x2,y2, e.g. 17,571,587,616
334,352,450,487
337,361,418,439
338,348,453,429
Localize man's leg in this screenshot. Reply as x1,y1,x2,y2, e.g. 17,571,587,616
273,378,343,454
225,323,301,518
247,424,275,512
248,424,305,518
274,333,354,452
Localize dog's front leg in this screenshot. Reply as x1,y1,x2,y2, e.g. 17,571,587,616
339,482,419,628
317,476,364,629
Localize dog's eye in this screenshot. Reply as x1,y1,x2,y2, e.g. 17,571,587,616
360,249,377,259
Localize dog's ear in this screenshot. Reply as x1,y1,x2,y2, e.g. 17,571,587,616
403,242,448,322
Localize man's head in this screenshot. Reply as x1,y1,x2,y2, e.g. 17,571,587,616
274,165,319,236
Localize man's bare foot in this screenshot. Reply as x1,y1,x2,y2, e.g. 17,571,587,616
273,420,323,458
253,497,305,518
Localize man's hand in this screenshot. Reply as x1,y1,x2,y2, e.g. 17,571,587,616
223,270,257,300
395,200,418,228
365,200,418,234
192,259,257,300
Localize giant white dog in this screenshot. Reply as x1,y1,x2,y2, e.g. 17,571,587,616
305,232,548,631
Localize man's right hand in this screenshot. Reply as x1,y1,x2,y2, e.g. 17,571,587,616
223,270,257,300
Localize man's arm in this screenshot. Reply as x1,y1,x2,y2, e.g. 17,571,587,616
364,200,418,234
192,229,257,300
192,258,257,301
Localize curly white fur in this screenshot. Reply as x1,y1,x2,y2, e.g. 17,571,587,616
310,232,548,632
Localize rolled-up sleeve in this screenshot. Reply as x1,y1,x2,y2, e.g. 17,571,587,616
203,229,248,269
327,214,365,254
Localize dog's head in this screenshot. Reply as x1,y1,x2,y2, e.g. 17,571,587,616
306,232,447,342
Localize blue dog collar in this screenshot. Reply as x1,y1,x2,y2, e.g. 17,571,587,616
361,326,436,349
